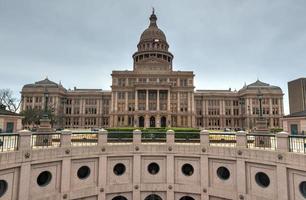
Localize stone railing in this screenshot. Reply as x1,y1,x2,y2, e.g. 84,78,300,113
1,129,306,200
1,129,304,153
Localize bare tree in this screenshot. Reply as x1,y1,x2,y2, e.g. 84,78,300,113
0,89,21,112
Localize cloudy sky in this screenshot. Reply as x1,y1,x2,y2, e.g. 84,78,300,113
1,0,305,114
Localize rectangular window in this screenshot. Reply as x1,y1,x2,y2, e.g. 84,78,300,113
180,79,187,87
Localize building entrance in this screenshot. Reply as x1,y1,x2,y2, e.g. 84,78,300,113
139,116,145,128
150,116,156,127
161,116,166,127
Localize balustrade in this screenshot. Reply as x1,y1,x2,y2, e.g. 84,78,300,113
0,129,300,153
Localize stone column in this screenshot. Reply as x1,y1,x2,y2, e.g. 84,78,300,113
166,154,174,200
18,162,31,200
114,92,118,112
98,155,107,200
236,159,247,199
177,92,180,112
276,164,288,200
60,129,72,147
146,90,149,111
98,129,108,146
200,130,209,147
236,131,247,148
61,131,72,198
276,131,289,152
145,115,150,128
157,90,160,111
278,98,282,116
191,93,195,114
61,157,71,199
166,130,175,144
133,129,142,145
18,130,32,150
167,90,171,112
156,115,161,128
125,91,128,111
135,90,138,111
187,92,191,112
133,154,141,200
269,98,273,116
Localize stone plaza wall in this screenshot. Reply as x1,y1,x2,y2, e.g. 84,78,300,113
0,130,305,200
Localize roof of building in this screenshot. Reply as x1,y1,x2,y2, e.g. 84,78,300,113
288,77,306,83
239,80,282,92
196,89,237,93
23,78,64,89
284,110,306,118
0,107,21,116
139,10,167,43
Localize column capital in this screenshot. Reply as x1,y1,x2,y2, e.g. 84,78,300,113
60,129,72,147
98,129,108,146
276,131,289,152
236,131,247,148
166,129,175,135
133,129,142,145
18,129,32,150
166,130,175,144
18,129,32,136
236,130,246,136
61,129,72,135
200,130,209,147
98,128,108,136
200,129,209,135
133,129,142,135
276,131,289,138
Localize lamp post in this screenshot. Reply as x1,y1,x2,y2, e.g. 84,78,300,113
255,88,268,134
43,87,49,119
37,87,52,134
239,98,245,129
257,89,263,119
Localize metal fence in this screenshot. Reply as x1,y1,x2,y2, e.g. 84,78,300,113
142,132,166,143
175,132,200,143
0,133,19,152
31,133,61,149
71,132,98,146
108,131,133,143
247,134,276,150
209,132,236,147
289,135,306,153
3,130,306,154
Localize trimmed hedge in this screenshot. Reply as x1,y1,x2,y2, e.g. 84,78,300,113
106,127,200,133
270,128,283,133
106,127,200,139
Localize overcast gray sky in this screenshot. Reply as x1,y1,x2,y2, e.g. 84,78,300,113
1,0,306,114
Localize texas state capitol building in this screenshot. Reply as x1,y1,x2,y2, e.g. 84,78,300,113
21,11,284,130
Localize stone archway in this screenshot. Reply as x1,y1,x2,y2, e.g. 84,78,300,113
139,116,145,128
112,196,128,200
150,116,156,128
179,196,195,200
144,194,162,200
160,116,167,128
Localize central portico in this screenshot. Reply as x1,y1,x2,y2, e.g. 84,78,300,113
110,11,196,128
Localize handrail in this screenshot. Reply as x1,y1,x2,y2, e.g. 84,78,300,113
1,130,305,154
0,134,19,152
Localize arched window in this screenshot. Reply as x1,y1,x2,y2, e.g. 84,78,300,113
144,194,162,200
112,196,128,200
179,196,195,200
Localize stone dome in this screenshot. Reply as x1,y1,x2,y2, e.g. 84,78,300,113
139,11,167,43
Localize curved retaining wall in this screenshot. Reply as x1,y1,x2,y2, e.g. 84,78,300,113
0,130,306,200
